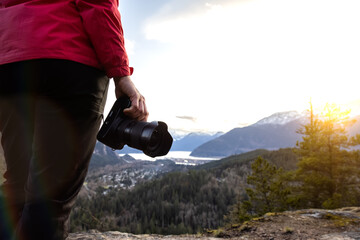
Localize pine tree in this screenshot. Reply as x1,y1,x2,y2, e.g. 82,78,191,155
246,157,291,215
295,103,360,208
227,157,292,224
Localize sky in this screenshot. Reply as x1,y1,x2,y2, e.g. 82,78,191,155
104,0,360,133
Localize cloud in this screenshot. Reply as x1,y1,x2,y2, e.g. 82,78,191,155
144,1,235,43
131,0,360,132
176,116,197,122
147,0,246,18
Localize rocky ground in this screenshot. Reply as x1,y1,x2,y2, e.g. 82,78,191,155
68,207,360,240
68,231,220,240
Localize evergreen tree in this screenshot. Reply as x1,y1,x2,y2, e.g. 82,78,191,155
295,103,360,208
227,157,292,224
246,157,291,215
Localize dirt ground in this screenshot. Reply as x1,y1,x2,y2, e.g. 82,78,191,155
210,207,360,240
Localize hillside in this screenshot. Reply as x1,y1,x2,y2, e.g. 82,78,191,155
70,148,299,234
90,141,128,169
194,148,298,172
68,207,360,240
81,158,188,197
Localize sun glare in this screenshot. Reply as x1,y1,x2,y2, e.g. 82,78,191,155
323,103,351,120
117,0,360,132
308,101,355,129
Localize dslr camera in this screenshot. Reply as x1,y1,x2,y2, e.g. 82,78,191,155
97,97,173,158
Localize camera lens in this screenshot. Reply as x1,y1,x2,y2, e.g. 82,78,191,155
120,121,172,158
142,122,172,157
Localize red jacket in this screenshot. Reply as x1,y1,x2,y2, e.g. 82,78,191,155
0,0,132,77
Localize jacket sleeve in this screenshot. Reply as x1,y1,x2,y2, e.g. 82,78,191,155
75,0,133,77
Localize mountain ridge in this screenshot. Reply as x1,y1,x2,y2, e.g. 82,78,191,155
191,118,303,157
190,112,360,158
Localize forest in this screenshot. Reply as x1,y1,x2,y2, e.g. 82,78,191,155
70,148,298,234
70,104,360,234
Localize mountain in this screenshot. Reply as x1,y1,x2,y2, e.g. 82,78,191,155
191,112,304,157
253,110,306,125
89,141,129,169
170,131,223,151
191,112,360,158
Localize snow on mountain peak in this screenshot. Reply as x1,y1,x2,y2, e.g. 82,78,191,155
254,111,303,126
169,129,223,141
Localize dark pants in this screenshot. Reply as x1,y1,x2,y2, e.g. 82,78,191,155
0,59,109,240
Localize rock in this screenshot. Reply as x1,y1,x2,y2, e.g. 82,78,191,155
320,232,360,240
208,207,360,239
67,230,222,240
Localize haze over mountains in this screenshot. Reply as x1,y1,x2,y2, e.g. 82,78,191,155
98,110,360,159
180,111,360,158
2,110,360,185
190,111,306,157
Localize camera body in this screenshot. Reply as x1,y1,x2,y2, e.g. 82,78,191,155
97,97,173,158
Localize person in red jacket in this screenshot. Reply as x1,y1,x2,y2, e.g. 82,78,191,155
0,0,148,239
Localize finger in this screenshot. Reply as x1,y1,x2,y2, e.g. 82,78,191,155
122,93,139,113
137,103,147,121
123,94,149,121
124,104,142,120
136,95,147,119
130,95,140,111
141,109,149,122
123,106,139,119
140,98,149,121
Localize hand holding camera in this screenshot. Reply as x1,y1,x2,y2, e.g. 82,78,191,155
97,97,173,158
113,76,148,122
